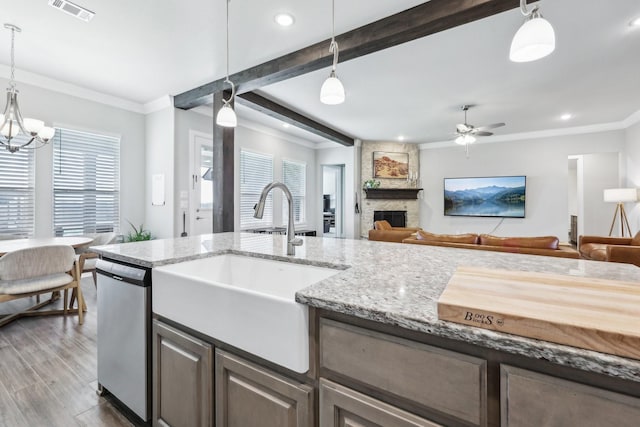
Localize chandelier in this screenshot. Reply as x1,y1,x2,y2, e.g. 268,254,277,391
0,24,55,153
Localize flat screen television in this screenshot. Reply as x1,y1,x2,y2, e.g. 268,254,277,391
444,176,526,218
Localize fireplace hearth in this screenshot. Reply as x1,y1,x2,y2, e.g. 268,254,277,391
373,210,407,228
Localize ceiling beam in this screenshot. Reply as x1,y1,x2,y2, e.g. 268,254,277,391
237,92,354,146
175,0,524,110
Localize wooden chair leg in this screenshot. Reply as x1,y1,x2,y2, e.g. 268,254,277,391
69,289,76,310
75,283,85,325
92,270,97,287
63,289,68,314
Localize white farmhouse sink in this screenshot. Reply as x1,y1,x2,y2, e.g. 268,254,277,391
152,253,341,373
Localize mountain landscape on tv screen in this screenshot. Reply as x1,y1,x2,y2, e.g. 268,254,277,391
444,185,526,217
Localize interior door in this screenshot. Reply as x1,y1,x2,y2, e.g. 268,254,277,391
190,131,214,236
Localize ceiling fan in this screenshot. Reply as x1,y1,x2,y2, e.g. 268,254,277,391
454,105,505,156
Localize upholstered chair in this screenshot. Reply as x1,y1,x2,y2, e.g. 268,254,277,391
579,232,640,267
368,220,421,243
0,245,83,327
76,232,118,286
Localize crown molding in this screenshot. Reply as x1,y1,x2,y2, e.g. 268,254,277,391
0,64,146,113
419,113,639,150
143,95,173,114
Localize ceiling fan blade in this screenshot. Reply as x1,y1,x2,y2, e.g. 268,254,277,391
475,122,505,131
456,123,470,133
472,131,493,137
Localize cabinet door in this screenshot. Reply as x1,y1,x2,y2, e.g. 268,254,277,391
320,379,442,427
215,349,313,427
501,365,640,427
153,320,213,427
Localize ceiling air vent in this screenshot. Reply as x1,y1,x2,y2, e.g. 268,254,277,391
48,0,95,22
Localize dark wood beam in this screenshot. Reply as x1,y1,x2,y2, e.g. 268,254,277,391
212,91,235,233
236,92,354,147
175,0,523,109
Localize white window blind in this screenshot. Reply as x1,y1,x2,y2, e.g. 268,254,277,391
0,135,35,237
282,159,306,225
53,128,120,236
240,150,273,228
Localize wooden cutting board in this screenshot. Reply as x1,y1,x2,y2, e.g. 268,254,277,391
437,266,640,360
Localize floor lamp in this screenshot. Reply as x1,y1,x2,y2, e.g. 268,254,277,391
604,188,637,237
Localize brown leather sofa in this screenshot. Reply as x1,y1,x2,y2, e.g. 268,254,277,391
402,230,580,259
579,232,640,267
368,220,421,243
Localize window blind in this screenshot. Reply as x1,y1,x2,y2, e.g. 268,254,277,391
0,135,35,237
240,150,273,228
282,159,306,225
53,128,120,236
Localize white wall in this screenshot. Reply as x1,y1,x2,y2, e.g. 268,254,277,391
567,160,578,216
233,124,317,231
174,109,212,235
316,145,358,238
0,78,146,237
145,107,175,238
625,121,640,234
420,130,626,239
580,153,620,236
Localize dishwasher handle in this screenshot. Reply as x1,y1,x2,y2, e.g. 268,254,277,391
96,259,149,287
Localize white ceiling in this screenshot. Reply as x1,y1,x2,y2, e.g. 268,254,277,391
0,0,639,145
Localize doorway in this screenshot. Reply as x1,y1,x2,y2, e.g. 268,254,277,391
189,131,213,236
322,165,345,238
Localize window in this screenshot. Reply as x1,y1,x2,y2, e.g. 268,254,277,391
282,159,306,225
240,150,273,228
0,135,35,237
53,128,120,236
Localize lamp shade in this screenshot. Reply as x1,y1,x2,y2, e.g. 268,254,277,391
510,16,556,62
603,188,638,203
320,72,345,105
216,104,237,128
455,134,476,145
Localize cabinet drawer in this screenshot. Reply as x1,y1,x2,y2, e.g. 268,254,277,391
320,379,442,427
501,365,640,427
320,319,487,426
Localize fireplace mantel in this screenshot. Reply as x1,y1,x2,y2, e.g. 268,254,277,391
363,188,422,200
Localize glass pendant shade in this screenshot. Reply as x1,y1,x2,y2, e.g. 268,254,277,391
510,16,555,62
38,126,55,141
216,103,237,128
320,71,345,105
23,118,44,134
1,121,18,138
455,134,476,145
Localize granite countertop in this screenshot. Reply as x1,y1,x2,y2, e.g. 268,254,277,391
93,232,640,382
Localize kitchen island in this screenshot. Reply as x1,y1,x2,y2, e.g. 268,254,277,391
94,232,640,426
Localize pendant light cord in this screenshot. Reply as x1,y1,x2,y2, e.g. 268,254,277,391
9,26,15,90
222,0,235,105
329,0,339,72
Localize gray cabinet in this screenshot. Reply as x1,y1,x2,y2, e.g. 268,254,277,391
320,379,442,427
501,365,640,427
320,318,487,426
152,320,213,427
215,349,314,427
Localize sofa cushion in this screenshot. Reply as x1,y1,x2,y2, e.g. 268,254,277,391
417,230,479,244
479,234,559,250
374,220,392,231
631,231,640,246
580,243,608,261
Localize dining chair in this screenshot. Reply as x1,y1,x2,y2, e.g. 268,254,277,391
76,232,117,286
0,245,84,327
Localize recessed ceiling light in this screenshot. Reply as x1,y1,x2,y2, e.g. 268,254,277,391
282,123,290,128
630,17,640,27
274,13,294,27
398,135,405,141
560,113,572,121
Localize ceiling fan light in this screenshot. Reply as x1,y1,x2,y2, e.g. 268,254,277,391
455,134,476,145
216,103,237,128
23,118,44,134
320,72,345,105
510,16,555,62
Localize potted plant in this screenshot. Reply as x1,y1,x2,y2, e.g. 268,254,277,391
125,221,152,242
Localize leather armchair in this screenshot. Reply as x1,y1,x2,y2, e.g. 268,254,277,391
579,233,640,267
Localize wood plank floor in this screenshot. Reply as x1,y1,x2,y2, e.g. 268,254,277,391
0,277,134,427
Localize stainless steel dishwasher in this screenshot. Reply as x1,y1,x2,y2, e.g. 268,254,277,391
96,259,151,423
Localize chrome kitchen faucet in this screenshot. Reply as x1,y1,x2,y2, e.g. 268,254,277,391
254,182,303,255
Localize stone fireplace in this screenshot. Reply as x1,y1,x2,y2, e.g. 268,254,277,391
373,210,406,228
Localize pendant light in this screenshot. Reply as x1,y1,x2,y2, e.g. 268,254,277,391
320,0,345,105
0,24,55,153
216,0,237,127
510,0,555,63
